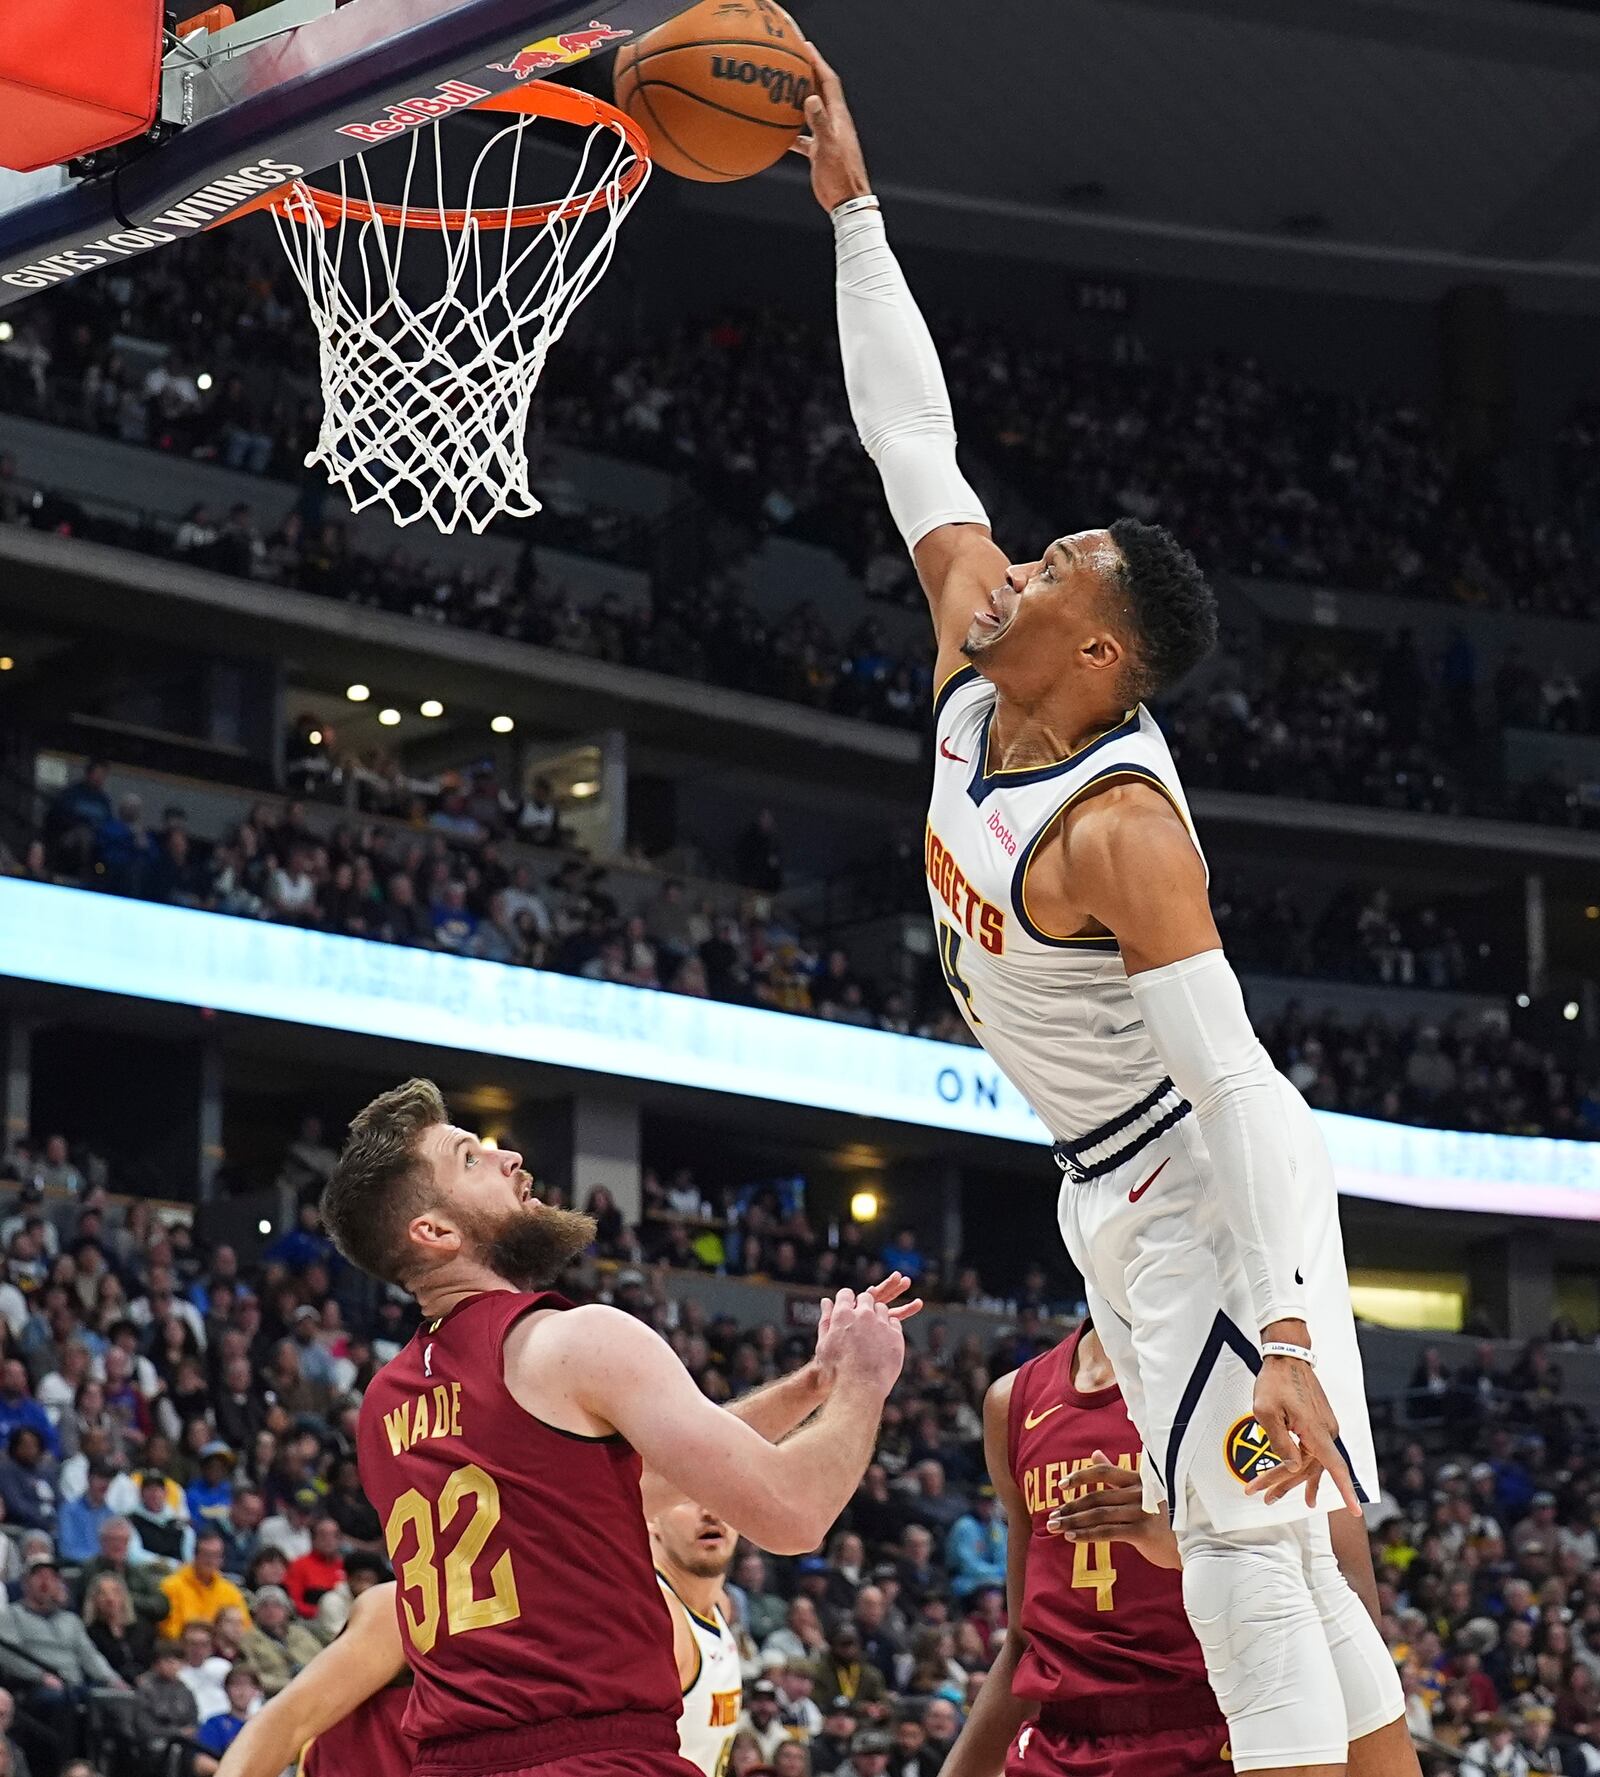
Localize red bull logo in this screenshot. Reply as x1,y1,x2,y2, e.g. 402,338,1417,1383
488,20,632,79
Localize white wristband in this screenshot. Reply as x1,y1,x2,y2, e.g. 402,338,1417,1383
831,193,880,223
1261,1342,1316,1368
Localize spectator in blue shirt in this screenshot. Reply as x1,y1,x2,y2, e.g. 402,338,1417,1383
0,1427,58,1533
945,1487,1007,1601
94,793,158,897
57,1460,118,1562
43,758,113,875
262,1205,335,1275
195,1662,262,1756
186,1444,238,1528
879,1228,926,1281
0,1361,59,1459
430,881,479,953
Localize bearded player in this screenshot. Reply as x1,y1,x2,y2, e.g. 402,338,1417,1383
795,49,1415,1777
944,1321,1228,1777
319,1078,907,1777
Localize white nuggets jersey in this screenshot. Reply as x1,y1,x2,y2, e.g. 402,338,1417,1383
925,665,1206,1144
660,1576,742,1777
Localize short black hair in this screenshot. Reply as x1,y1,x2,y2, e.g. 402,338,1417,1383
1106,518,1218,701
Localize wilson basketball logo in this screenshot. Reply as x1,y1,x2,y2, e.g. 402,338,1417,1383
709,58,811,107
1223,1415,1281,1487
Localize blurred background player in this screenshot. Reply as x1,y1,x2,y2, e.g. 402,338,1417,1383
648,1490,743,1777
796,43,1415,1777
942,1318,1229,1777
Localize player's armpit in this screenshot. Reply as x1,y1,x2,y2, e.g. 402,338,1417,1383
215,1583,403,1777
1060,782,1219,971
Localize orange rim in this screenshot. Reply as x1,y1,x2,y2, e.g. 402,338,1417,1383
230,82,649,233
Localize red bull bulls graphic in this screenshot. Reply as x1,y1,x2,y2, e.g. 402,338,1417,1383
488,21,632,79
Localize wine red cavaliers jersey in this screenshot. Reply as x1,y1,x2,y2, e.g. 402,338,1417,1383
357,1290,681,1765
1007,1324,1222,1737
303,1683,413,1777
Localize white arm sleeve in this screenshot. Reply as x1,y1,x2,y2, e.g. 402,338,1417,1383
834,205,989,550
1127,949,1310,1334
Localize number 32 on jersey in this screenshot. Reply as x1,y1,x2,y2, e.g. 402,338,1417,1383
386,1463,520,1653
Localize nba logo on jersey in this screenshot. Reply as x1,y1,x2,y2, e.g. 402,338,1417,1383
1222,1416,1280,1488
423,1343,433,1378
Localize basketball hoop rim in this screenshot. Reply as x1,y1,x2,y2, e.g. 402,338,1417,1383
232,82,650,234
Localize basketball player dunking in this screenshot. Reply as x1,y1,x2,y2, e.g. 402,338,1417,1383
795,49,1417,1777
316,1078,910,1777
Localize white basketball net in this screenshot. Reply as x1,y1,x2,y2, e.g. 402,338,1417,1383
271,108,647,534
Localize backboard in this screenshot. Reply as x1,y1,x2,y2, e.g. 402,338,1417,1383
0,0,683,308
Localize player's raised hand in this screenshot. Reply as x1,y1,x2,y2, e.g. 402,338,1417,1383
815,1275,920,1391
1249,1356,1362,1517
790,43,873,213
815,1286,905,1395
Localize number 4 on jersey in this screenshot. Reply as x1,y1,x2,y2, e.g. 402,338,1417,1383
938,922,982,1026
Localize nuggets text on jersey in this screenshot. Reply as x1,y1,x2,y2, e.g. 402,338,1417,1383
924,824,1006,953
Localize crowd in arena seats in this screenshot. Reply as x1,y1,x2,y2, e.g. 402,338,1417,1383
12,231,1588,626
6,439,1600,824
0,1128,1594,1775
1262,1003,1600,1143
17,760,967,1048
10,759,1598,1140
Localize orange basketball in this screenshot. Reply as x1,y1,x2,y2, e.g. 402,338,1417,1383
613,0,811,184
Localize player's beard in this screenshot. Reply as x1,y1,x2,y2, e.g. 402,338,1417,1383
459,1194,596,1289
665,1536,735,1581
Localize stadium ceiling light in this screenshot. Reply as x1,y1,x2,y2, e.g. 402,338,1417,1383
0,657,13,672
377,707,401,727
490,714,515,734
0,322,12,343
345,683,370,702
419,699,444,719
849,1188,880,1223
569,779,600,799
1516,993,1532,1009
307,729,323,746
1564,1001,1581,1022
196,372,214,392
480,1134,499,1151
257,1219,271,1235
1587,905,1599,921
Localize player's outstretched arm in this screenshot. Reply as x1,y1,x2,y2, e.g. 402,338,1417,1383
1065,782,1358,1516
215,1583,404,1777
940,1372,1038,1777
510,1292,902,1555
795,44,1008,683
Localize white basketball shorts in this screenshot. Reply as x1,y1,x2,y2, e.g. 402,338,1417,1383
1055,1076,1376,1535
